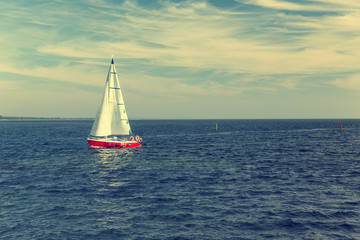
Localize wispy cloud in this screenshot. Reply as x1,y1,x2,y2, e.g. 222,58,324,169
32,0,360,77
244,0,327,11
329,74,360,90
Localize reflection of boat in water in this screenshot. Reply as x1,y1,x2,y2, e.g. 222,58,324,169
92,148,134,165
87,57,142,148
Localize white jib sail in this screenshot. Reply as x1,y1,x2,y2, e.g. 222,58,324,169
90,58,132,137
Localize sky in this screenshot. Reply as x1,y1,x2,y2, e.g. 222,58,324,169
0,0,360,119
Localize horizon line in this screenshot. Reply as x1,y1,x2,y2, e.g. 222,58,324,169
1,116,359,121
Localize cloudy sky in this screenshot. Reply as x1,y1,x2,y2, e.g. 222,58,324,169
1,0,359,119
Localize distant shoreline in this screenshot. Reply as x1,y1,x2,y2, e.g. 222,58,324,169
0,117,93,121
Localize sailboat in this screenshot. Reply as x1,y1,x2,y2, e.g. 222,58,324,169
87,57,142,148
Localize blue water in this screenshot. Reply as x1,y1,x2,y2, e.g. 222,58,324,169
1,119,360,239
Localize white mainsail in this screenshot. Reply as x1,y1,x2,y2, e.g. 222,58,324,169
90,58,132,137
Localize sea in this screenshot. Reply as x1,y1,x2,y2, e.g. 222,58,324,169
1,119,360,239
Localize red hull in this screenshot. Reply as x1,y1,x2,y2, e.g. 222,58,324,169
88,139,141,148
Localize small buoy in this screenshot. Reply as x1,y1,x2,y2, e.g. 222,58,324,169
215,123,218,131
340,123,343,132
